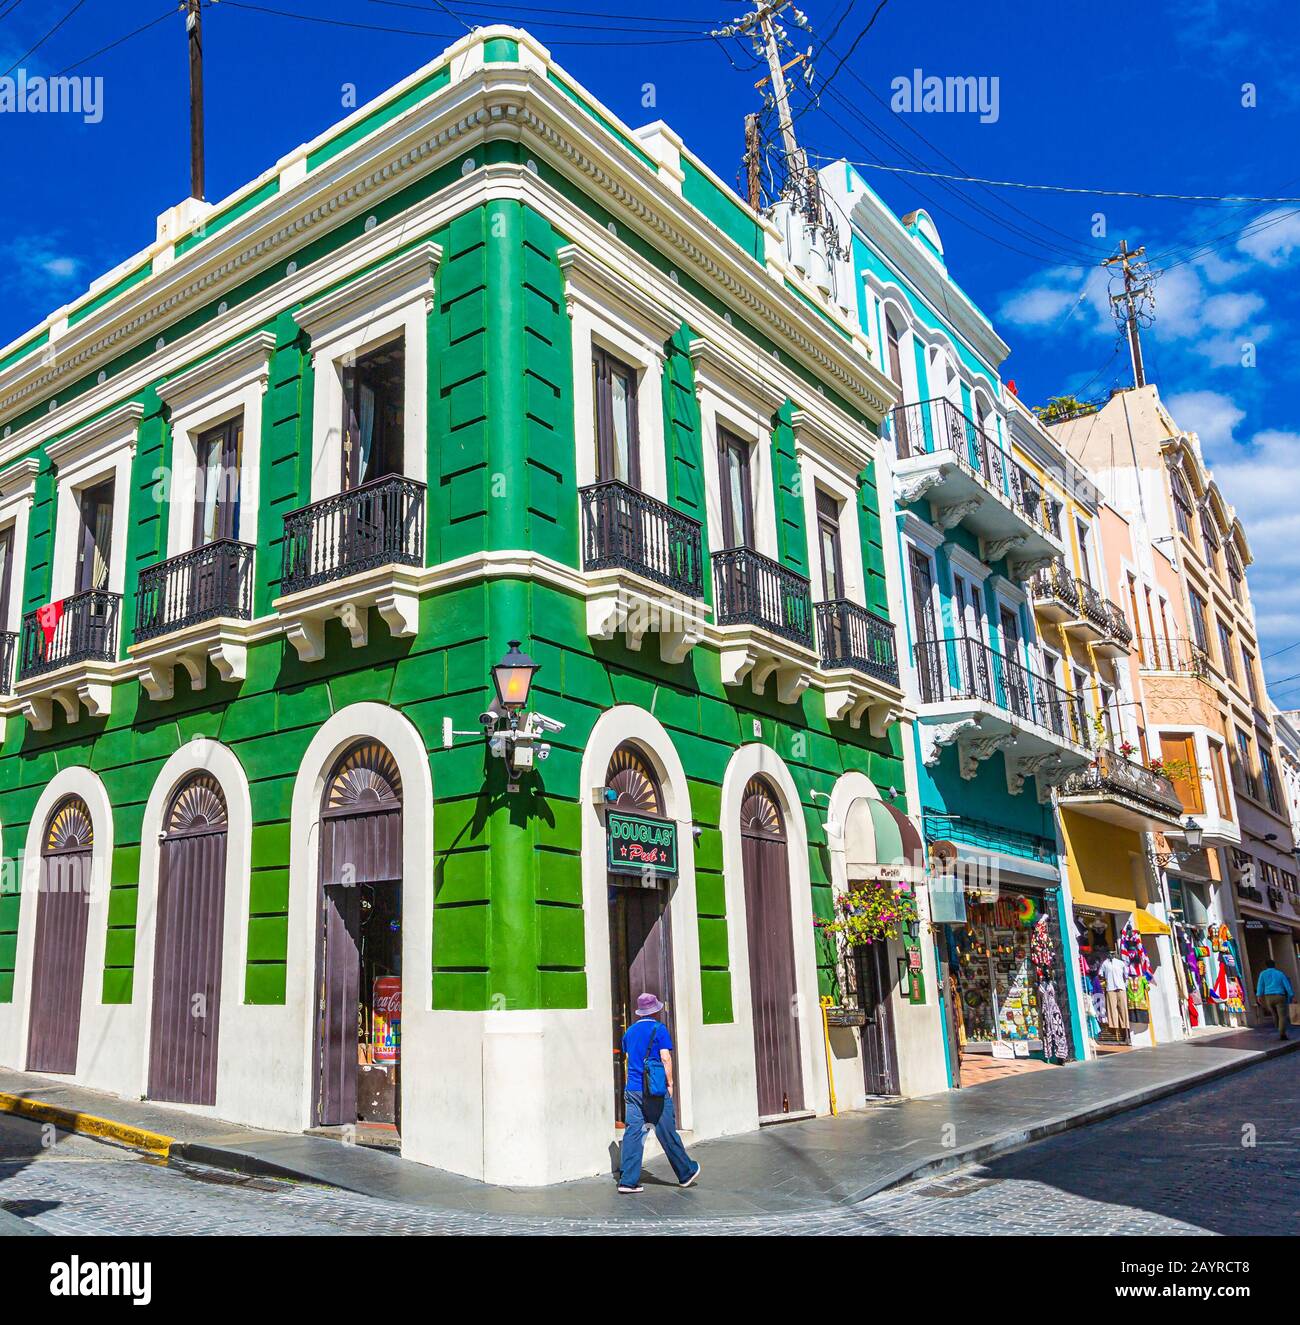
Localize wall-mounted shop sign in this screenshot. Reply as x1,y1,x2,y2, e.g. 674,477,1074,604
607,810,678,879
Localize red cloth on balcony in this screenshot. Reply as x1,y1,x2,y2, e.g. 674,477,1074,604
36,599,64,653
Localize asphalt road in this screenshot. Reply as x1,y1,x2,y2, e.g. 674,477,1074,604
2,1051,1296,1236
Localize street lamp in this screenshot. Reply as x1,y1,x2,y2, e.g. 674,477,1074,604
1152,817,1204,868
492,640,539,714
1181,817,1204,850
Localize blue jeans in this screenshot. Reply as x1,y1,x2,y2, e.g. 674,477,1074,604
620,1089,696,1187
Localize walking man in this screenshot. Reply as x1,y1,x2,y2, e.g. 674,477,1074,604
1255,959,1294,1040
1098,948,1130,1043
617,993,701,1194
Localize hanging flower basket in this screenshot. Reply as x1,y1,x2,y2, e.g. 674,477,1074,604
816,880,919,948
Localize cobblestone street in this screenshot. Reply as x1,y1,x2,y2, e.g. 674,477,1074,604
3,1051,1296,1236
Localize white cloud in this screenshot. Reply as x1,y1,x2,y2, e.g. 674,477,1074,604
997,265,1110,333
1237,208,1300,269
1165,389,1245,450
41,256,79,280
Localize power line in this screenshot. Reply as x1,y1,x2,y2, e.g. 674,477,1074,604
53,8,174,77
1265,639,1300,661
814,0,888,99
373,0,723,25
2,0,87,77
804,154,1300,206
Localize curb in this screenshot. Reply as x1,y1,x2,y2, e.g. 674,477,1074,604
842,1034,1300,1205
0,1092,173,1159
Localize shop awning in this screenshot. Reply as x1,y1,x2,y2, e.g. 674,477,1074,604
844,796,925,883
1134,910,1171,937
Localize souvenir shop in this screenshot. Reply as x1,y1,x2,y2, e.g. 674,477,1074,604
1167,874,1247,1030
939,879,1076,1079
1073,906,1172,1048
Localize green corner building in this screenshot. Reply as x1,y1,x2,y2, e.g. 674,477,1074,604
0,26,944,1185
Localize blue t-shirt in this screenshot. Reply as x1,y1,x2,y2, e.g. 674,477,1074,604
622,1018,672,1093
1257,967,1294,999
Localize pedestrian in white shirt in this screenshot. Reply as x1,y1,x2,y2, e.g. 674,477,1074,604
1098,950,1130,1039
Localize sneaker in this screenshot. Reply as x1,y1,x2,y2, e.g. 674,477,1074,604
617,1184,643,1194
680,1163,701,1188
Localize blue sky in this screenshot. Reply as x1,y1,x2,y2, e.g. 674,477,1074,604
2,0,1297,699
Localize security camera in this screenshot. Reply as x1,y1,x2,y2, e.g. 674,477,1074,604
529,712,566,735
479,710,499,732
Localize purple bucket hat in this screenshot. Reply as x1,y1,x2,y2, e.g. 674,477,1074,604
634,992,664,1017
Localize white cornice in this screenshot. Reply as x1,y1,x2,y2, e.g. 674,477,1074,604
790,408,873,475
46,401,144,470
948,543,993,583
156,331,278,411
0,62,887,444
901,510,945,553
688,336,787,412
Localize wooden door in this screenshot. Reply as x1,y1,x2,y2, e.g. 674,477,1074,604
26,798,94,1075
605,745,675,1122
741,777,804,1119
886,318,911,456
148,775,228,1105
314,742,403,1128
857,943,901,1096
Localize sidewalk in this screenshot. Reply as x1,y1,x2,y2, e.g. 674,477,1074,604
2,1028,1295,1223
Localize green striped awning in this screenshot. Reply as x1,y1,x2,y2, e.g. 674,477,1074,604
844,796,925,883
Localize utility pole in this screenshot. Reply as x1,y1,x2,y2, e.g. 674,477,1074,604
186,0,206,201
743,112,762,210
1103,240,1154,389
716,3,820,222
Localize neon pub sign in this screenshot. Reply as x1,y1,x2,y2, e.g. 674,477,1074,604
606,810,678,879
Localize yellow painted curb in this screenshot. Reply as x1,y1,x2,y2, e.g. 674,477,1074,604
0,1092,173,1157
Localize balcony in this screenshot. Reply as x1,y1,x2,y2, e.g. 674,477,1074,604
913,634,1089,793
128,540,254,700
713,547,818,704
1054,750,1186,831
14,589,121,729
1095,599,1134,657
1030,559,1080,622
275,475,425,662
578,480,707,665
816,599,905,734
0,630,15,695
1140,635,1212,679
889,397,1061,572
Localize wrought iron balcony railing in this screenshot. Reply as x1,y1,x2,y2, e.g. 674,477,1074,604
1031,558,1080,613
18,590,121,680
889,396,1009,496
1102,598,1134,646
1074,577,1110,630
0,630,15,694
914,634,1085,739
578,480,704,599
1008,463,1053,536
1141,635,1212,678
1055,751,1183,819
281,475,425,597
134,540,255,643
713,547,813,648
816,599,899,686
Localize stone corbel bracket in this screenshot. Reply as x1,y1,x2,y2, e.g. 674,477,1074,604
584,576,707,666
920,716,982,768
932,496,983,532
23,677,113,732
983,535,1027,564
1007,751,1064,797
275,566,422,663
132,623,251,702
719,633,815,705
957,731,1015,780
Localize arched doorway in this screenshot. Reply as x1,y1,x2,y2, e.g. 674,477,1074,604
741,775,805,1118
606,743,674,1123
148,774,229,1105
27,796,95,1075
313,740,403,1129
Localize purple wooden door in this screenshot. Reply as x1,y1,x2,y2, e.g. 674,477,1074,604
741,778,804,1118
148,776,228,1106
26,798,94,1075
605,744,676,1122
313,742,402,1128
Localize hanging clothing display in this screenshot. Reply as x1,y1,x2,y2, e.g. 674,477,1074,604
1032,917,1070,1063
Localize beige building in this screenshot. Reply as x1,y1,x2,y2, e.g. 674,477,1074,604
1052,385,1298,1021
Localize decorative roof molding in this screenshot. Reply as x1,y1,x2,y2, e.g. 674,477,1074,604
688,336,787,412
0,456,41,501
790,407,874,475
